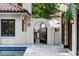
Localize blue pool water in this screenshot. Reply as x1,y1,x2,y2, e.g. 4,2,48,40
0,51,25,56
0,45,27,56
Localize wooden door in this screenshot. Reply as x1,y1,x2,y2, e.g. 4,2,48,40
62,22,65,45
68,20,72,51
62,21,68,48
77,13,79,55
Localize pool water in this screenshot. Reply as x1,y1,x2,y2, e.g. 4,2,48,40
0,51,25,56
0,45,27,56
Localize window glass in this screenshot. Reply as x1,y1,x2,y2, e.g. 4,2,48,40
1,19,15,36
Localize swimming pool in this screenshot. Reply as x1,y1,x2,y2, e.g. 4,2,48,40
0,45,27,56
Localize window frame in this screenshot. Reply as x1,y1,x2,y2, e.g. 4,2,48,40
1,19,15,37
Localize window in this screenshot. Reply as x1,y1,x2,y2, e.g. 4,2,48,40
1,19,15,36
22,19,27,32
22,20,24,32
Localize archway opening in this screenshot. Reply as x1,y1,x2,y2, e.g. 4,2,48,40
33,22,47,44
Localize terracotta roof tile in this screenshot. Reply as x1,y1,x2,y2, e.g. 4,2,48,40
0,3,30,15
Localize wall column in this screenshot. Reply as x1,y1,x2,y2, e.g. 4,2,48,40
72,16,77,56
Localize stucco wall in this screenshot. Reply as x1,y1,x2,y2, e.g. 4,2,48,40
0,14,28,44
54,18,61,45
32,18,54,45
0,15,61,45
23,3,32,14
54,32,61,45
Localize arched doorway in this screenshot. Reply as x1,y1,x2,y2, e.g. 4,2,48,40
33,21,47,44
39,22,47,44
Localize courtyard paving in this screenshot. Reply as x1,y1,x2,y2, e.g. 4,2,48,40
23,44,72,56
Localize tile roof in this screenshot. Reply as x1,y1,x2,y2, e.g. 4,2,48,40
0,3,30,15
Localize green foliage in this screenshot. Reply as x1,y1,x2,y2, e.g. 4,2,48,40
32,3,59,19
62,3,79,21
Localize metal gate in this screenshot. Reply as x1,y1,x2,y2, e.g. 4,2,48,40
39,23,47,44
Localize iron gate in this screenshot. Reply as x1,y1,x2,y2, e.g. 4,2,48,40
39,23,47,44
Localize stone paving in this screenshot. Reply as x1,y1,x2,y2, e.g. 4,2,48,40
23,44,72,56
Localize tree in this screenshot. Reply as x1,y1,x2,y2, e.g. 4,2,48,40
32,3,59,19
62,3,79,21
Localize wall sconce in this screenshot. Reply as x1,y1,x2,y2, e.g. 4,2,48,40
70,19,74,24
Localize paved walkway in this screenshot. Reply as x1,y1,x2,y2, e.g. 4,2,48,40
23,44,71,56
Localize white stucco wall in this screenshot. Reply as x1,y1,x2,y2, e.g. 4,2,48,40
32,18,54,45
55,18,61,45
0,14,61,45
23,3,32,14
0,14,29,45
54,32,61,45
50,17,61,45
72,16,77,55
26,18,61,45
25,26,33,44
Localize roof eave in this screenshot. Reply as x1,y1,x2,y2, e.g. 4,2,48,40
0,12,31,16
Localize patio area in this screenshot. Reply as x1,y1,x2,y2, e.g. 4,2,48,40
24,44,71,56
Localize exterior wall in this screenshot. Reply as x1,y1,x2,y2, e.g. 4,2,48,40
0,14,61,45
55,32,61,45
25,26,34,44
72,16,77,55
0,14,28,44
52,17,61,45
60,4,67,12
32,18,55,45
23,3,32,14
